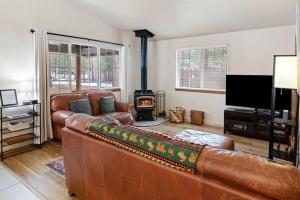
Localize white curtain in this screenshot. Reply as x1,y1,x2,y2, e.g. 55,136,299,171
34,29,53,143
296,0,300,168
120,46,128,101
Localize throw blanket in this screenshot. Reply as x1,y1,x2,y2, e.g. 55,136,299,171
87,119,204,173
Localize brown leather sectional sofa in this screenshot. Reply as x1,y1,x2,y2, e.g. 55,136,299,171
62,114,300,200
50,90,134,140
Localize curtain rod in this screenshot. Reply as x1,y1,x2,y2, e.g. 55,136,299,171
30,29,124,46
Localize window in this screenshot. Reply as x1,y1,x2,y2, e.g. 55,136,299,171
176,46,227,91
48,40,121,94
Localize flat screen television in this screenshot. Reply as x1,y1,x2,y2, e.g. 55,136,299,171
226,75,291,111
226,75,273,109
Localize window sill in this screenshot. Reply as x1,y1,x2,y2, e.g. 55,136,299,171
49,88,121,95
175,88,225,94
80,88,121,92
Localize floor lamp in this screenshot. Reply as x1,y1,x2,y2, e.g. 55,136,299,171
269,55,298,165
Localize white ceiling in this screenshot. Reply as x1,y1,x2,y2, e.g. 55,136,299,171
64,0,296,40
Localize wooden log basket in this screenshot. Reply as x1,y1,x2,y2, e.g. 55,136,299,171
169,107,185,123
190,110,204,126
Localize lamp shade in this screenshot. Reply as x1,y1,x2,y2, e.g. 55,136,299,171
274,56,297,89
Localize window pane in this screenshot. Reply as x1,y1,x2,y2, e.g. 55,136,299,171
178,49,190,88
48,42,72,93
60,44,68,53
80,46,89,89
48,44,59,53
71,44,80,55
203,47,227,89
70,44,80,91
80,46,98,89
190,49,201,88
48,42,69,53
100,48,120,88
89,47,99,89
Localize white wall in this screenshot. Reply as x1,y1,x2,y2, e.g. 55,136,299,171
0,0,121,101
143,26,295,125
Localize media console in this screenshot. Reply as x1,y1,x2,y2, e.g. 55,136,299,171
224,107,287,142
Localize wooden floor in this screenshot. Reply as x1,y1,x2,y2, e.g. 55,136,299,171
1,122,270,200
2,142,78,200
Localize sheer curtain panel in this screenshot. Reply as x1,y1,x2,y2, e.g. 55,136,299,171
34,29,53,143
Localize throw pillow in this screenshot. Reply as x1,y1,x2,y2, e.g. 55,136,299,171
100,96,116,114
69,99,92,115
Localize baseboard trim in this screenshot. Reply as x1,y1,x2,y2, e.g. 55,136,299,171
164,116,223,128
180,117,224,128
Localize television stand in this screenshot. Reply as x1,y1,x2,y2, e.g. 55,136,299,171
224,107,286,142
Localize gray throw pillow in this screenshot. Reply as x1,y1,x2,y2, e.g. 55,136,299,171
100,96,116,114
69,99,92,115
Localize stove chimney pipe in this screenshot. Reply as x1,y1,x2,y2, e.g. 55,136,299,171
134,29,155,94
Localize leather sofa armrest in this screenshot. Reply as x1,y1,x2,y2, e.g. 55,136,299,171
65,113,98,133
197,147,300,200
115,102,133,112
52,110,75,126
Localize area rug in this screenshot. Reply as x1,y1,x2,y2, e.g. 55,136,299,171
45,157,65,177
133,118,169,127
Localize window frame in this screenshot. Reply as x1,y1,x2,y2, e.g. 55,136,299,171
47,39,122,94
175,45,228,94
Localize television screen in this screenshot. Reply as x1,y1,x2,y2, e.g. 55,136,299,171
226,75,273,109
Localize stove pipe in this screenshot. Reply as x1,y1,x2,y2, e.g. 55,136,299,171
134,29,155,94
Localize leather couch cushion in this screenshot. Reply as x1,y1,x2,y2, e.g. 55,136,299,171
51,93,87,112
174,129,234,150
87,91,116,116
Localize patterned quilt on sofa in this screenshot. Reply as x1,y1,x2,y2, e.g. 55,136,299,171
87,119,204,173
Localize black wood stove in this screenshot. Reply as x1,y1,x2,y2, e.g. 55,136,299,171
134,29,155,121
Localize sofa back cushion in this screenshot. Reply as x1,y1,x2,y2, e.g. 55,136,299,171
87,91,116,116
69,99,92,115
51,93,87,112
